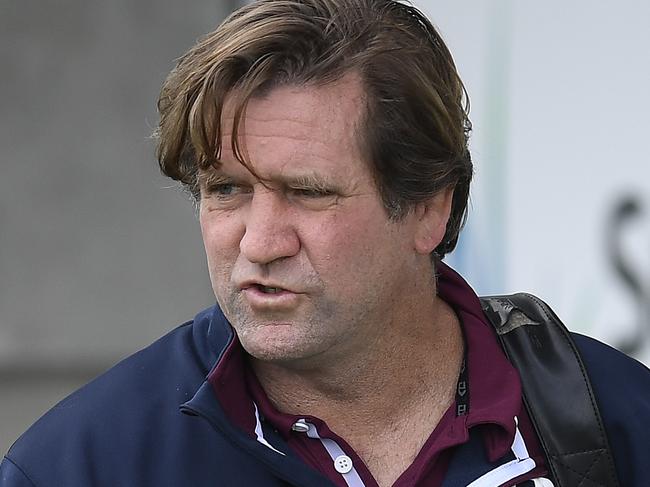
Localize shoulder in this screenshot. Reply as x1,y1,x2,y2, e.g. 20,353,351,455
3,307,231,487
572,333,650,414
572,333,650,486
12,316,208,437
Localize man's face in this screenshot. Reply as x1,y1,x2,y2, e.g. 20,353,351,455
199,75,435,367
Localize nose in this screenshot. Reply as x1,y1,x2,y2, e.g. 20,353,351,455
239,188,300,265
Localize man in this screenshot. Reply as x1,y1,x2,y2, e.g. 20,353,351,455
2,0,649,486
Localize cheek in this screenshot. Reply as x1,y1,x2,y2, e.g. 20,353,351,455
305,209,397,278
200,213,241,278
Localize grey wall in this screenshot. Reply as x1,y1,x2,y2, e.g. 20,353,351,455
1,0,241,454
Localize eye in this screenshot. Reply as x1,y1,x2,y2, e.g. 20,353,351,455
287,185,339,210
211,183,237,196
204,182,250,198
290,187,335,198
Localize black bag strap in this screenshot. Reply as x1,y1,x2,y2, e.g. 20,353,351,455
480,293,620,487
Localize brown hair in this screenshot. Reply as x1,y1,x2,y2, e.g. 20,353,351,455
155,0,472,257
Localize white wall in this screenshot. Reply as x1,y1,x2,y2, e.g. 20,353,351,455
420,0,650,362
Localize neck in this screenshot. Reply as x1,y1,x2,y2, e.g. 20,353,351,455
251,294,464,436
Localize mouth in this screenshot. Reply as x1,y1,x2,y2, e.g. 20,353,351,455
251,284,285,294
239,282,301,309
239,279,297,294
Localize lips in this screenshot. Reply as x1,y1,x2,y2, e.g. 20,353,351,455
238,280,302,309
238,279,299,294
242,286,301,310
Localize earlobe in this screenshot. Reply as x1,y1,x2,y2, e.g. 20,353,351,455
413,188,454,255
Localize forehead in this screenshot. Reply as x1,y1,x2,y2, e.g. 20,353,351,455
218,74,368,176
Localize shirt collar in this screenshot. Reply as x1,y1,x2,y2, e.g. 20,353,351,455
436,262,522,460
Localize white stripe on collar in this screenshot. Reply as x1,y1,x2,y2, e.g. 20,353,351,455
253,402,286,456
304,421,366,487
466,417,539,487
531,478,554,486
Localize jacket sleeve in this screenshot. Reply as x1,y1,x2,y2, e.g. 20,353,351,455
573,333,650,487
0,457,37,487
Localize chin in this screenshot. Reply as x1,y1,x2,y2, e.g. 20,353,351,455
238,329,321,364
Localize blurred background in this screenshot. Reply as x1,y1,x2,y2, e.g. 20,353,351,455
1,0,649,454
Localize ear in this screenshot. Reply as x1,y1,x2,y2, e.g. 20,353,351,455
413,187,454,255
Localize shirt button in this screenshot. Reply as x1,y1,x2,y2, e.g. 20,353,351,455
334,455,353,474
291,419,310,433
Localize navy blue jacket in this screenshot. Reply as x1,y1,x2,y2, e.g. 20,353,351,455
2,305,650,486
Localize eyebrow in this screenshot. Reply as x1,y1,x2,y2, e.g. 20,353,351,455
281,173,338,190
199,165,341,191
197,168,233,187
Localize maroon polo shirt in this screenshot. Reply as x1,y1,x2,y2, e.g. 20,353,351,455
208,262,548,486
